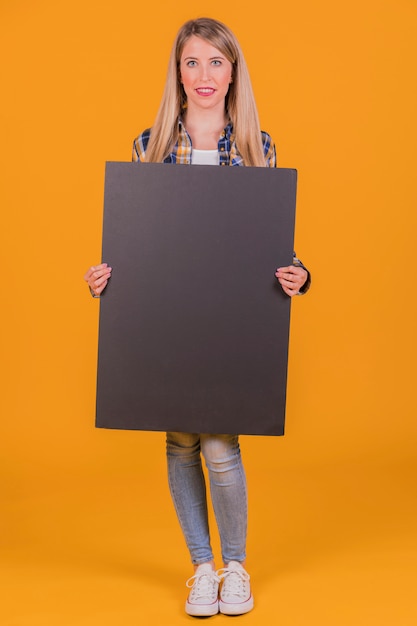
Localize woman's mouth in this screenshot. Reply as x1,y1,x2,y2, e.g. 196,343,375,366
195,88,216,96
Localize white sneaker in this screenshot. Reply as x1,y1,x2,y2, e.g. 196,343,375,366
217,561,254,615
185,563,220,617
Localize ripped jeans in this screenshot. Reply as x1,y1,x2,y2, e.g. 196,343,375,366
166,432,247,565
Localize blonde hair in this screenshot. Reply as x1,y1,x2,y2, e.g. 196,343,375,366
144,17,267,167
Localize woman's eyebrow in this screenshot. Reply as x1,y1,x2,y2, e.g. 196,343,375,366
183,55,226,61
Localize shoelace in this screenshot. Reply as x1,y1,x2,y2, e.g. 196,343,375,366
217,567,250,599
186,571,220,601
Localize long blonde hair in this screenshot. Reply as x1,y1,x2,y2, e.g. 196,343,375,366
144,17,267,167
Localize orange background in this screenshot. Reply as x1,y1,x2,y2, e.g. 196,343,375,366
1,1,416,624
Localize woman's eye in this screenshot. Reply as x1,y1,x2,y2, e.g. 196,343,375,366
212,60,222,66
187,60,197,67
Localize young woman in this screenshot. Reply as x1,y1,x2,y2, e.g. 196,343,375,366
84,17,310,618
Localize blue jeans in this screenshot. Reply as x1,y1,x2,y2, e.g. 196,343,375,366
166,432,247,565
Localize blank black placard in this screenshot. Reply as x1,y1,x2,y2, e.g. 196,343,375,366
96,162,297,435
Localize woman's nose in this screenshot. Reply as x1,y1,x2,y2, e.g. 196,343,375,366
199,63,210,81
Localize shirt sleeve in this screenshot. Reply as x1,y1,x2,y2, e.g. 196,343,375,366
132,128,151,162
261,131,277,168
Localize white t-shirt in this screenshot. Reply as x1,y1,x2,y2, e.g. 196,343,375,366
191,149,219,166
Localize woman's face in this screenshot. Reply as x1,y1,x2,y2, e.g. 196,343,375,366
179,35,233,114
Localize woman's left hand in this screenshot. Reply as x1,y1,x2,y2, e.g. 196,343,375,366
275,265,308,297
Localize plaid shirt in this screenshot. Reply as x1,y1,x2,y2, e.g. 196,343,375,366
132,120,276,167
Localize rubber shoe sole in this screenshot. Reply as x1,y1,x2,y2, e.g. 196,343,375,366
219,594,254,615
185,599,219,617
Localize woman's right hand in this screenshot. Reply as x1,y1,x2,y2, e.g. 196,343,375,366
84,263,112,297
